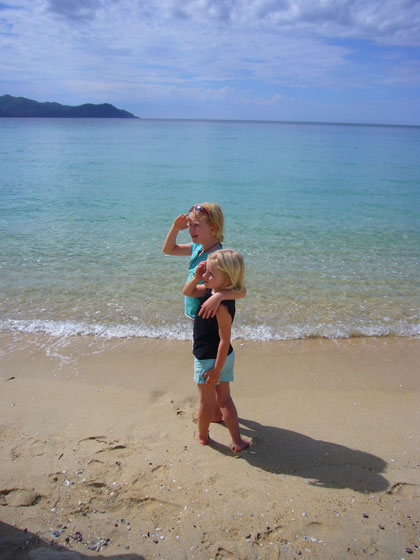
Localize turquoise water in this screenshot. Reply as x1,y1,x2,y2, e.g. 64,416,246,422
1,118,419,340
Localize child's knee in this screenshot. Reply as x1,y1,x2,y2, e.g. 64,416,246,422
216,394,232,409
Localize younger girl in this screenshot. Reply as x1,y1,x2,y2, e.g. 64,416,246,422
183,249,249,452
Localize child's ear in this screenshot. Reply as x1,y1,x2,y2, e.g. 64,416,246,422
224,276,233,289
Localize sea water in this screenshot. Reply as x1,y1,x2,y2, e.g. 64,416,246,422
1,118,419,342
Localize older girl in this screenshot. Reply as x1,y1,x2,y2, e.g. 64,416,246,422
163,203,246,320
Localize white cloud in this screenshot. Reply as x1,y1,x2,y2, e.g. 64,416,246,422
241,0,420,46
0,0,419,122
5,1,417,53
39,0,420,46
46,0,104,20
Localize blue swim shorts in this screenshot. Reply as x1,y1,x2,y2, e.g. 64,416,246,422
194,351,235,385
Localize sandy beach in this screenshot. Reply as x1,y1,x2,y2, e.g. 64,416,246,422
0,332,419,559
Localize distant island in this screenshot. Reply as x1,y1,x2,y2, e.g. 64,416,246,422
0,95,138,118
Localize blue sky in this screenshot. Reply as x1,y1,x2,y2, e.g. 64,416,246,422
1,0,419,124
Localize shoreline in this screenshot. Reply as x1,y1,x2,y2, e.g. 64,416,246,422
2,318,419,342
1,332,419,558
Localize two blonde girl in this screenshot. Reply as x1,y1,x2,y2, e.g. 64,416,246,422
163,204,248,450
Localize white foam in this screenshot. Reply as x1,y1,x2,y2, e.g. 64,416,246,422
1,318,419,342
0,319,192,341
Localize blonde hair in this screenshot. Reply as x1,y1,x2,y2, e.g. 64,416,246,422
207,249,245,292
191,202,224,243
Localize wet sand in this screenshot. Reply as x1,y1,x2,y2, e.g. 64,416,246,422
0,332,419,559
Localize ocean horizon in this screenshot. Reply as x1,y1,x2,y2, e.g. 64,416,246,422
1,117,419,344
2,112,420,127
141,118,419,127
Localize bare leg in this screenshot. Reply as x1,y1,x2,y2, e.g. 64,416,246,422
196,383,217,445
211,402,223,423
216,382,249,452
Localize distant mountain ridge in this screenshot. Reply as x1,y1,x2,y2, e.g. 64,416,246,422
0,95,138,118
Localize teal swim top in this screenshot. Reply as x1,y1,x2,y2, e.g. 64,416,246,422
184,242,222,319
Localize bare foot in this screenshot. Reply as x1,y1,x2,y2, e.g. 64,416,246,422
231,438,250,452
196,432,209,446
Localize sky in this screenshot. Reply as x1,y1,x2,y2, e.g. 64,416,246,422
1,0,419,124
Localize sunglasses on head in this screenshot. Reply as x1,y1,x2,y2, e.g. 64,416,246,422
189,204,209,217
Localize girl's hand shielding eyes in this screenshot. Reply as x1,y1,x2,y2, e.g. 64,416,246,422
173,213,189,230
194,261,206,281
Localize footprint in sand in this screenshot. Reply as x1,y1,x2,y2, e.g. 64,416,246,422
149,390,167,403
215,546,235,559
171,396,197,422
254,525,287,545
0,488,41,507
78,436,134,462
9,434,48,461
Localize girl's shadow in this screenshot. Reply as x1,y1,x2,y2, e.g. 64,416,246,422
224,418,389,493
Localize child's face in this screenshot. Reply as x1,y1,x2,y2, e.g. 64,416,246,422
202,260,227,292
188,211,216,244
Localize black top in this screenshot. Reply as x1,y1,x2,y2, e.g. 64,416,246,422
193,289,235,360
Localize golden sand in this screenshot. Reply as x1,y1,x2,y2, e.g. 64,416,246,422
1,332,419,559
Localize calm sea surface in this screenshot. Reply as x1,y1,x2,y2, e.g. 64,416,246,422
1,118,419,342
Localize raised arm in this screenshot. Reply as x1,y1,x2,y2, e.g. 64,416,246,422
183,261,207,298
198,287,246,319
162,213,192,256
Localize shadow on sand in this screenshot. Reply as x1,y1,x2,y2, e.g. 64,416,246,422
0,521,145,560
210,417,389,493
